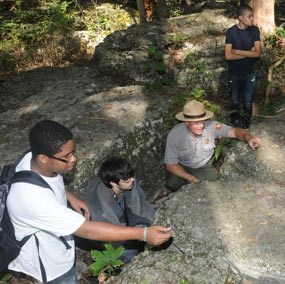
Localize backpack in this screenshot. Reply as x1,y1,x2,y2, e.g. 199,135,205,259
0,166,55,273
0,153,71,282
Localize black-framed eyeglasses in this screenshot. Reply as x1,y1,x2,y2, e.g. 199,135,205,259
45,154,69,163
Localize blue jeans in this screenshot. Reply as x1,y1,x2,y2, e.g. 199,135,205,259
228,72,256,128
120,248,139,263
47,266,78,284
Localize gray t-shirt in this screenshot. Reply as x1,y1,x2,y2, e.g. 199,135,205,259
164,121,232,169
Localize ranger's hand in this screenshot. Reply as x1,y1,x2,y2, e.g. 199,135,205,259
247,137,261,150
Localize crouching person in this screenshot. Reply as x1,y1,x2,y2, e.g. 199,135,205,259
87,156,156,263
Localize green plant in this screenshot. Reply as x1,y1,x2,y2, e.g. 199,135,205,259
144,45,175,94
183,53,213,93
171,91,188,107
213,139,224,162
0,0,77,73
190,88,205,100
264,24,285,56
170,87,220,113
202,100,221,114
74,2,134,33
148,46,163,61
163,33,189,47
179,279,190,284
0,273,13,283
276,25,285,39
89,244,125,278
212,138,237,163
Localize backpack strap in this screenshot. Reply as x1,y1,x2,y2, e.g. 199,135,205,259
0,165,12,185
13,149,31,166
34,235,48,283
0,150,31,185
9,170,71,283
10,170,53,191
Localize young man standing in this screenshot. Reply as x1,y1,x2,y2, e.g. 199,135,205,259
7,120,172,284
225,4,261,129
87,156,156,263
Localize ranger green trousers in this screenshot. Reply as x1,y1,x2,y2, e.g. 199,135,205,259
165,162,218,192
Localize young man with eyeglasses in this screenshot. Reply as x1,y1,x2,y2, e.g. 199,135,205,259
86,156,156,263
225,4,261,129
6,120,172,284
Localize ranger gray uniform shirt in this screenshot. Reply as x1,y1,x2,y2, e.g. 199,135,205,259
164,121,232,169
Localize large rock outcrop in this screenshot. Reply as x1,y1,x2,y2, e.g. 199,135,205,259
0,8,236,197
106,117,285,284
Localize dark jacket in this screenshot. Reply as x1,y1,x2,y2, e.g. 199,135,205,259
87,177,155,227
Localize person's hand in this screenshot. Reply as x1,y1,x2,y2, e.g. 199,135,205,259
248,137,261,150
186,174,199,183
71,199,90,220
189,176,200,183
66,191,90,219
146,226,173,246
230,49,246,58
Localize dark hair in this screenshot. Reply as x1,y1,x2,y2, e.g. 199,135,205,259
237,4,253,17
98,156,134,188
29,120,73,157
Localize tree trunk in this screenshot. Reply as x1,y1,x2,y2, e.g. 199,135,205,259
248,0,275,38
156,0,169,21
136,0,147,23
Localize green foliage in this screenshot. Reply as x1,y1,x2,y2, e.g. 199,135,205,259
182,52,213,94
257,25,285,99
0,0,77,73
179,280,190,284
170,87,220,112
147,46,167,74
264,24,285,56
184,53,207,70
190,88,205,100
75,2,134,34
276,25,285,39
144,45,174,94
212,138,237,163
171,91,188,107
163,33,189,47
213,140,224,162
0,0,136,74
89,244,125,277
202,100,221,114
164,0,185,17
148,46,165,67
0,1,74,41
0,273,13,283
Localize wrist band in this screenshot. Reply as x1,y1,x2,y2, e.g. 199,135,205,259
143,227,148,242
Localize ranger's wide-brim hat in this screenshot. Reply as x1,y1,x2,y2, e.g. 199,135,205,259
175,100,214,122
